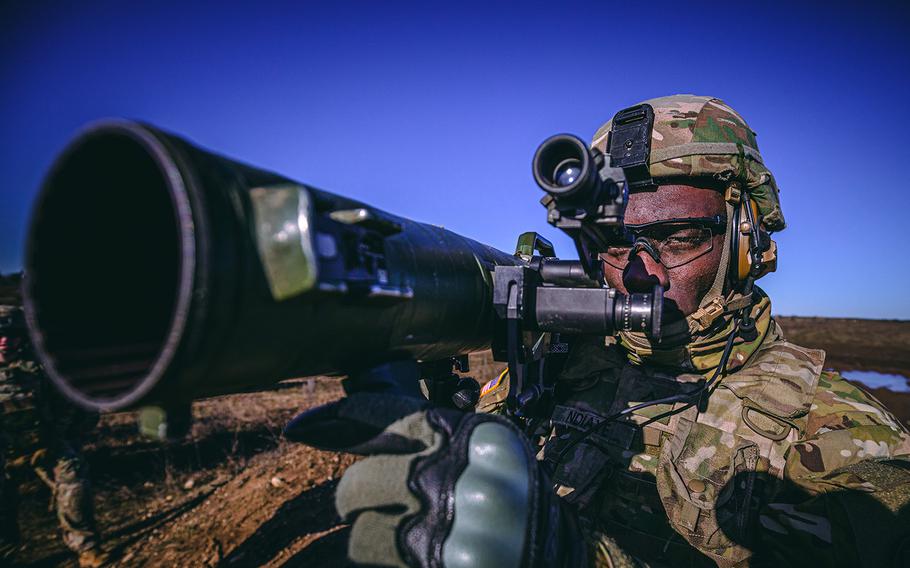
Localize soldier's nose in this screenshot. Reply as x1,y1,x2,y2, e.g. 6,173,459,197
623,252,669,294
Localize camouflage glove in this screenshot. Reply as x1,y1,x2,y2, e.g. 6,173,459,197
285,392,586,568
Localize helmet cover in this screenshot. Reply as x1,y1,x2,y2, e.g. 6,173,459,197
592,94,785,231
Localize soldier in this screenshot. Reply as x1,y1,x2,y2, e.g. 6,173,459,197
0,303,108,567
287,95,910,566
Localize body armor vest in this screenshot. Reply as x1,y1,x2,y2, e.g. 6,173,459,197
542,325,825,566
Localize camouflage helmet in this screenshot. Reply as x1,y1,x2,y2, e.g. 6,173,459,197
591,95,785,231
0,304,25,337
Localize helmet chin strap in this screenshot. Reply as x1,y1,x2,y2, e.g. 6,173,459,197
702,202,734,308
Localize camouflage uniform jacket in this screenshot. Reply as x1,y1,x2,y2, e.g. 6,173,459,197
478,322,910,567
0,359,46,458
1,357,98,461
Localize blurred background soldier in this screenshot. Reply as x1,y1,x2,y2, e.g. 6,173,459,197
0,297,108,567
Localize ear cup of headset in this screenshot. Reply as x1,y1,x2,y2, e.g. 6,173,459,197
728,198,780,285
729,200,753,283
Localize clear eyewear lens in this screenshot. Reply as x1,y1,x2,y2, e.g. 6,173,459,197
601,245,632,269
601,227,714,269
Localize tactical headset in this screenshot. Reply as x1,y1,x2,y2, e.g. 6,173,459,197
726,185,777,286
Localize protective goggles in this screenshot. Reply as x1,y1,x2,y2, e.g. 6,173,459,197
600,215,726,270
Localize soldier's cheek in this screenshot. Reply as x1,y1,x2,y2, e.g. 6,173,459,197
666,249,725,316
600,261,626,293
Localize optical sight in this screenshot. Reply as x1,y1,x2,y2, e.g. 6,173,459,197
533,134,603,197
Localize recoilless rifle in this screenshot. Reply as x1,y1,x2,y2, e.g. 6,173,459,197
22,107,663,430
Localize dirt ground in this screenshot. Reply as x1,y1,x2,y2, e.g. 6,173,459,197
12,377,360,567
9,322,910,567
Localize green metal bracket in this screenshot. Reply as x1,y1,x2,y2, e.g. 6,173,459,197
515,232,555,258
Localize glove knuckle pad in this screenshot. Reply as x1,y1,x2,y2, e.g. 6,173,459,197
443,421,532,568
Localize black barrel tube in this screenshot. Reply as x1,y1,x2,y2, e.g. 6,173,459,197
534,285,662,337
24,120,519,411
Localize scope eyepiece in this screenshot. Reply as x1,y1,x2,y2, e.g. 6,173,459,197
533,134,598,197
553,159,583,187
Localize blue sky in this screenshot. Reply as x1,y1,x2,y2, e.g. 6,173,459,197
2,1,909,318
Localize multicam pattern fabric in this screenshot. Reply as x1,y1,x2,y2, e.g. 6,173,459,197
0,361,43,456
478,320,910,566
591,95,785,232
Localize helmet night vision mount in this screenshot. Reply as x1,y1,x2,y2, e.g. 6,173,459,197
533,104,656,279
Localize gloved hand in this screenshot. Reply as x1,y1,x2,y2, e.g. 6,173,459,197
284,392,586,568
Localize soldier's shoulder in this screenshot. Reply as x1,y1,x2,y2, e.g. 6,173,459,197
720,336,825,425
5,359,42,375
785,369,910,486
0,360,43,391
808,369,909,434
